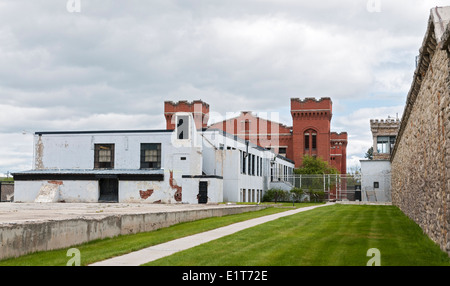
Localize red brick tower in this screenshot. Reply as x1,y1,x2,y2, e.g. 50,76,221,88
330,132,347,174
291,98,332,169
164,100,210,130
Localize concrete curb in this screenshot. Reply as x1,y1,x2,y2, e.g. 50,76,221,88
90,203,334,266
0,203,266,261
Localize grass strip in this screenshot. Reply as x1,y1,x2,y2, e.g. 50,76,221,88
144,204,450,266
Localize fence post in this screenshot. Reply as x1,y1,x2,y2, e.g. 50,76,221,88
335,174,338,200
323,175,325,195
328,174,330,199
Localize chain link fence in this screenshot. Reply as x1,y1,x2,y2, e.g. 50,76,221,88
269,174,362,203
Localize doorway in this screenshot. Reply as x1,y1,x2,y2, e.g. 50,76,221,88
198,181,208,204
99,178,119,202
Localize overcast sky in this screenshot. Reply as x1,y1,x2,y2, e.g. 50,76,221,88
0,0,448,175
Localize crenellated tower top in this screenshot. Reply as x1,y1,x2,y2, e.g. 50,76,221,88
164,100,210,130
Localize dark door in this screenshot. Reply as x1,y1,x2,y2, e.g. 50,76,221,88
198,181,208,204
99,178,119,202
354,185,361,201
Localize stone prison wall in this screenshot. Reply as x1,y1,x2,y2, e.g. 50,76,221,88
391,17,450,255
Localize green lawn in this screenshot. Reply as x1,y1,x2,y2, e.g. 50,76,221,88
144,204,450,266
1,203,449,266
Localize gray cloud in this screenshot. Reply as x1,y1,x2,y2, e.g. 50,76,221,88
0,0,448,173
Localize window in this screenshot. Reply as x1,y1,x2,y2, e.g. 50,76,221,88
376,136,389,153
374,182,379,189
94,144,114,169
256,156,259,176
240,151,243,174
141,143,161,169
279,147,287,155
251,154,255,175
177,115,189,140
260,157,263,176
270,165,273,182
244,120,250,133
377,136,396,154
390,136,396,152
242,152,247,174
304,129,317,154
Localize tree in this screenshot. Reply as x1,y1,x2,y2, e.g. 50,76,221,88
290,187,304,202
262,188,289,203
294,155,339,175
365,146,373,160
346,165,361,187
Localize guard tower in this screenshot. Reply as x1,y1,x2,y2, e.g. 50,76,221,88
370,118,400,160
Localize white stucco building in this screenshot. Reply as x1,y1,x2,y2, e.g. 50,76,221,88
360,160,392,202
13,113,294,204
359,118,399,203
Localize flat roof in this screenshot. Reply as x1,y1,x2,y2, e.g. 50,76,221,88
35,129,172,135
13,169,165,175
12,169,165,181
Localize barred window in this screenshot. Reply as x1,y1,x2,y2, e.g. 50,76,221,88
94,144,114,169
141,143,161,169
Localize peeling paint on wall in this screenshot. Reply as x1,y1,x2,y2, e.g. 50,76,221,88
139,189,154,199
169,170,182,202
35,184,60,203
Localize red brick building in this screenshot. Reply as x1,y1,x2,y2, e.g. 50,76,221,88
164,98,347,174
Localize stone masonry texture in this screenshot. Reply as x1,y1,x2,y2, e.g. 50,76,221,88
391,13,450,255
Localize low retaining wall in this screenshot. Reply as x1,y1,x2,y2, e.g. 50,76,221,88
0,204,266,260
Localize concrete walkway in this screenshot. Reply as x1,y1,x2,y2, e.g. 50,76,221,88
90,203,334,266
